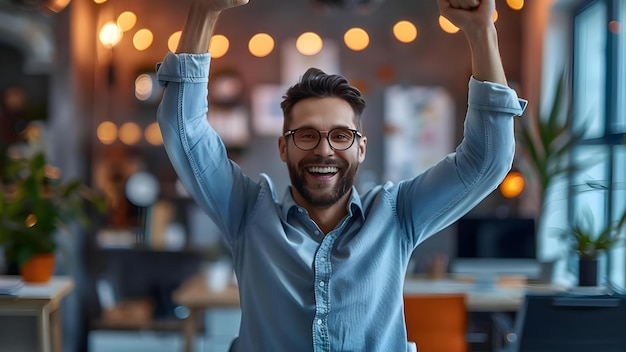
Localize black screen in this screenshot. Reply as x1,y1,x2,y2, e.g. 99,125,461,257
456,217,536,259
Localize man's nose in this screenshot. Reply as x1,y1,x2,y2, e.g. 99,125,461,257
313,134,334,156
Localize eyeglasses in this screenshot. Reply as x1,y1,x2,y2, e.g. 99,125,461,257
283,127,363,151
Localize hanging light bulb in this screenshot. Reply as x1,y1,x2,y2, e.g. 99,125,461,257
99,21,123,48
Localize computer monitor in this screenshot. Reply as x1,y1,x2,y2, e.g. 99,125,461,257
450,216,540,280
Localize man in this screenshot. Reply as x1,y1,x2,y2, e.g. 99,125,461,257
156,0,527,351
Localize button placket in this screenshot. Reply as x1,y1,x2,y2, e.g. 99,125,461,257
312,234,335,352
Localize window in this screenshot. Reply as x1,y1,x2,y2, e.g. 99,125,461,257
572,0,626,286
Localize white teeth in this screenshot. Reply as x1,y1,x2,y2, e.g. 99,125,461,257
308,166,338,174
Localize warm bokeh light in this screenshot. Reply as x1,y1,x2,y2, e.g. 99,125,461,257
145,122,163,146
393,20,418,43
209,34,230,58
119,122,142,146
133,29,153,51
99,22,122,47
135,74,154,101
248,33,275,58
296,32,323,56
500,171,525,198
46,0,71,13
25,214,37,228
117,11,137,32
344,27,370,51
439,16,459,34
609,20,621,34
97,121,117,145
506,0,524,10
168,31,182,53
93,0,107,4
493,9,499,23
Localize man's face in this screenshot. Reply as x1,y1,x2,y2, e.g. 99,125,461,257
279,97,367,208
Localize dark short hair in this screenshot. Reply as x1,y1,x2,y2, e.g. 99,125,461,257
280,68,365,132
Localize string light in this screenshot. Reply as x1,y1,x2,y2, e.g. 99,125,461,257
393,20,418,43
98,21,122,48
506,0,524,11
296,32,323,56
210,34,230,58
133,29,153,51
344,27,370,51
168,31,182,53
97,121,118,145
249,33,275,57
117,11,137,32
438,16,459,34
119,122,142,146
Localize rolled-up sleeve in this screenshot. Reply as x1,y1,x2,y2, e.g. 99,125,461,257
398,77,527,246
468,77,527,116
156,52,256,242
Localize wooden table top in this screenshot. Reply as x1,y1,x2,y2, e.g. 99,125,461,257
172,274,239,309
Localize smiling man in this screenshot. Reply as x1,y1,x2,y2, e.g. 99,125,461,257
156,0,527,351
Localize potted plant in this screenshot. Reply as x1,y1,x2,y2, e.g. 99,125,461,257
517,72,587,231
0,122,106,283
559,207,626,286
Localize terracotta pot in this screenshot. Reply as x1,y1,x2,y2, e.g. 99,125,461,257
20,253,55,283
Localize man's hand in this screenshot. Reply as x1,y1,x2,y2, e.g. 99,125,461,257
436,0,506,85
204,0,250,12
176,0,249,53
436,0,495,34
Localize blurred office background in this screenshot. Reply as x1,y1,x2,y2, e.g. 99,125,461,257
1,0,625,351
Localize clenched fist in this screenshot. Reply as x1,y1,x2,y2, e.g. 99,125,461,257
204,0,250,12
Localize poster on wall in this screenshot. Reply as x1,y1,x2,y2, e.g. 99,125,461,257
383,86,455,183
251,84,287,136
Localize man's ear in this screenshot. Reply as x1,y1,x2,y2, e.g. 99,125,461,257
279,136,288,162
357,136,367,164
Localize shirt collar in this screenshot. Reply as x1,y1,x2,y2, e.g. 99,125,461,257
281,186,365,221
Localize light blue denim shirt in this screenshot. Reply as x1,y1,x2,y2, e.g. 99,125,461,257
156,52,527,352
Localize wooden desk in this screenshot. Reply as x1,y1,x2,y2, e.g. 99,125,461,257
172,274,239,352
0,276,74,352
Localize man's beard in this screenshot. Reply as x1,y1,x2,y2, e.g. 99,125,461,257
287,157,358,207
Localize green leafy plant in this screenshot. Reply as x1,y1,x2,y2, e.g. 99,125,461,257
0,123,106,268
560,207,626,260
517,72,587,210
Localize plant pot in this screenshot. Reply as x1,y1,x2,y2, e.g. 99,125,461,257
578,257,598,287
20,253,55,283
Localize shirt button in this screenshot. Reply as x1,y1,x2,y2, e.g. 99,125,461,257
320,257,326,262
317,319,323,325
319,281,325,287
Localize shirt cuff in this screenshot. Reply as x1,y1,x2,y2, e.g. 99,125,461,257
156,52,212,86
468,76,528,116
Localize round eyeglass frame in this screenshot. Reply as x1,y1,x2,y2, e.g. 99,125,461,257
283,127,363,151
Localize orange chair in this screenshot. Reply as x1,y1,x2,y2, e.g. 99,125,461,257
404,294,468,352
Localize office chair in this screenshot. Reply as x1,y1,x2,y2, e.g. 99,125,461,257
404,294,468,352
505,293,626,352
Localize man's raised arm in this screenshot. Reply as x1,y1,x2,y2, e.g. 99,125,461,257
436,0,507,85
176,0,249,54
